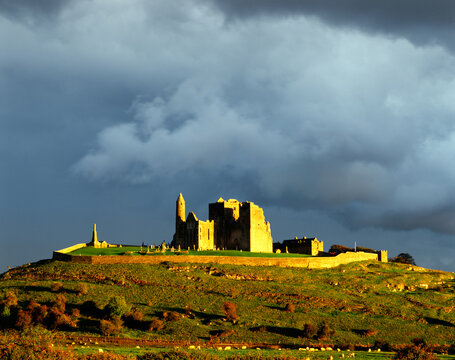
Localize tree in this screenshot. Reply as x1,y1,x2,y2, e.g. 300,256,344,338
222,302,239,322
104,296,130,319
392,253,416,265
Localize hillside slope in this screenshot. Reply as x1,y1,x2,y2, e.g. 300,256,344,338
1,259,454,348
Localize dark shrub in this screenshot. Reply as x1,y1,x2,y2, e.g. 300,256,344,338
100,319,117,336
53,294,67,313
391,253,416,265
149,318,164,331
51,282,63,292
45,308,77,330
31,304,48,324
374,339,391,351
318,323,336,339
303,323,317,338
163,311,181,322
111,316,123,329
128,309,143,321
1,291,18,307
125,309,144,329
412,338,427,347
0,304,11,320
105,296,130,319
222,302,239,322
329,245,351,254
27,301,40,311
284,303,296,313
99,316,123,336
81,300,99,316
394,345,437,360
15,310,32,329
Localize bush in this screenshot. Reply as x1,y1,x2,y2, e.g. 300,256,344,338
100,316,123,336
105,296,130,319
149,319,164,331
394,345,437,360
412,338,427,347
15,310,32,329
374,339,391,351
284,303,295,313
391,253,416,266
128,309,143,322
100,319,117,336
163,311,181,322
50,282,63,292
125,309,144,329
318,323,336,339
77,283,88,296
53,294,67,313
303,323,317,338
71,308,80,318
1,291,18,307
0,304,11,320
30,304,48,324
81,300,99,316
222,302,239,322
45,308,77,330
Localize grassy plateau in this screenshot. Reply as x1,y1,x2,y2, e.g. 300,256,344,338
1,256,454,359
69,247,312,257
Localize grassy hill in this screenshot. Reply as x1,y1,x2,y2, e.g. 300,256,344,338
1,258,454,359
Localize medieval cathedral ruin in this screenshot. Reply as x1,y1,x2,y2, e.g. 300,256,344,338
172,193,273,252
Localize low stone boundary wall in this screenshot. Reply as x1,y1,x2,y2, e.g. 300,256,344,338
52,251,378,269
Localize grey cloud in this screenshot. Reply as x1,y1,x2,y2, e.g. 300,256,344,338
73,14,455,235
2,0,455,272
206,0,455,51
0,0,74,24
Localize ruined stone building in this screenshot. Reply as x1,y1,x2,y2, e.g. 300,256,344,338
274,237,324,256
172,193,273,252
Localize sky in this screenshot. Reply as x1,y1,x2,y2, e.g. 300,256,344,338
1,0,455,272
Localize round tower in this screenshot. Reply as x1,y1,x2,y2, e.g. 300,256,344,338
176,193,185,225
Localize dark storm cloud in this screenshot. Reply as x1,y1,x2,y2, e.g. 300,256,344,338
0,0,73,23
208,0,455,51
1,0,454,271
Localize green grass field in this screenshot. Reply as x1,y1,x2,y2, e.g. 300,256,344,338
69,247,312,258
1,259,455,359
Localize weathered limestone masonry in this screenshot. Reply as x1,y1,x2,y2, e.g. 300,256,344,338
172,194,273,253
52,251,380,268
275,237,324,256
379,250,388,262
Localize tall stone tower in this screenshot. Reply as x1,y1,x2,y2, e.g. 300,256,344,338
89,223,101,248
176,193,185,226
